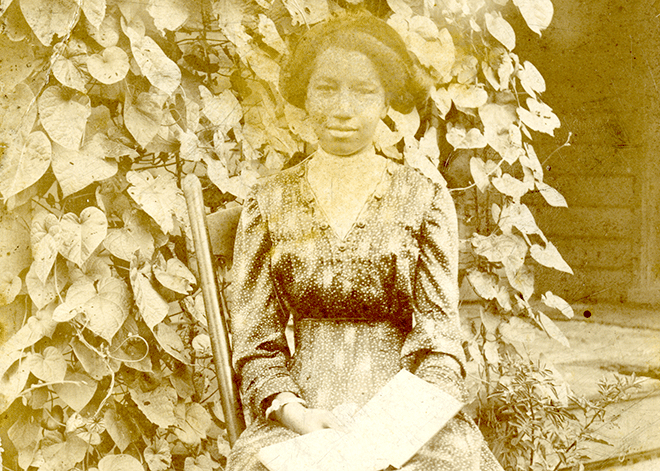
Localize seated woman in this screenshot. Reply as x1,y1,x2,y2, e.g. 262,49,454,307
226,11,504,471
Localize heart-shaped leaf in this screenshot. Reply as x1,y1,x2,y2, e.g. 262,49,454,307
446,123,487,149
199,86,242,132
105,407,142,452
129,382,178,428
536,181,567,207
144,437,172,471
492,174,531,201
87,46,129,84
0,35,36,92
153,254,195,296
130,259,169,329
38,86,91,150
0,361,30,414
99,454,145,471
72,337,116,380
513,0,553,35
52,138,118,197
153,323,190,363
257,14,287,54
517,98,560,135
506,264,534,300
82,0,106,29
127,170,186,234
125,24,180,95
30,212,60,283
485,12,516,51
87,11,120,47
26,346,67,382
124,91,164,147
0,132,51,199
449,83,488,109
104,217,155,262
0,272,21,306
530,242,573,274
518,61,546,97
537,312,569,347
25,259,68,310
147,0,189,32
541,291,574,319
52,372,97,411
51,39,89,92
174,402,211,445
0,83,37,142
19,0,78,45
56,207,108,267
52,278,97,322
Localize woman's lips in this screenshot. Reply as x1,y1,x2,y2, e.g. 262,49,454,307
326,126,357,138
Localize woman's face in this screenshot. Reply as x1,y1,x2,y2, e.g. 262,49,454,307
306,47,388,156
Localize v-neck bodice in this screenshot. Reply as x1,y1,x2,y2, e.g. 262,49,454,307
303,154,391,242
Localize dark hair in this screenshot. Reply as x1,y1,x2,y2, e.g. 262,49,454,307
279,12,428,114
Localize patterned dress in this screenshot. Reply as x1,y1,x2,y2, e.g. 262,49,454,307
226,157,504,471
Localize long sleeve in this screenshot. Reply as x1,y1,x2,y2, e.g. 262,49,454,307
230,191,301,419
401,181,467,401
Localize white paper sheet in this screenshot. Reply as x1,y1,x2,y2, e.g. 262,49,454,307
257,370,464,471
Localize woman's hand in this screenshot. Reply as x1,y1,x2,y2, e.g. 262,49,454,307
270,393,344,435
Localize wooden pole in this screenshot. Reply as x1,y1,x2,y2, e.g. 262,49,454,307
183,174,245,446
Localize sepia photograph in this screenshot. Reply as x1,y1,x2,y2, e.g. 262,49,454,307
0,1,658,470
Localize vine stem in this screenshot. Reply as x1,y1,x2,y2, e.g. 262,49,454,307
542,132,573,165
449,159,505,194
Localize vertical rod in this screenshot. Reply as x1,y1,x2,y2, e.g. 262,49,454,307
183,174,245,446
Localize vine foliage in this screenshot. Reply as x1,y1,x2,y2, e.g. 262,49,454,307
0,0,587,469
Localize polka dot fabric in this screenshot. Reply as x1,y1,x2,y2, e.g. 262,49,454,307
227,158,504,471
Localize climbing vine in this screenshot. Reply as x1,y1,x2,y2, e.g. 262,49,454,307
0,0,598,470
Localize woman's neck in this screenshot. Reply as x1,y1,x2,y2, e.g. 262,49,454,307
313,146,379,168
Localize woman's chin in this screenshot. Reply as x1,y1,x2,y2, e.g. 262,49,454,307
319,140,370,157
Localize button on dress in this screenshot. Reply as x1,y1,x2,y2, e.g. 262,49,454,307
226,159,504,471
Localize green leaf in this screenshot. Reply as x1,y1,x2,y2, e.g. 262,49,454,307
204,153,254,200
430,86,451,119
492,174,531,202
469,157,489,192
506,263,534,300
530,242,573,274
258,14,287,54
407,28,455,78
147,0,189,32
31,212,60,283
0,132,51,199
129,382,178,428
82,276,131,341
87,46,129,84
536,181,567,207
446,123,487,149
130,259,169,329
0,272,21,306
26,259,68,309
174,402,211,445
56,207,108,267
99,454,145,471
485,12,516,51
144,437,172,471
104,407,141,452
517,98,560,135
448,83,488,109
282,0,329,25
199,86,242,132
0,35,36,92
51,39,89,92
38,86,91,150
8,412,42,469
538,312,569,348
125,24,181,95
52,372,97,411
124,91,165,148
153,322,190,363
513,0,554,35
153,254,196,296
499,203,542,236
72,337,116,380
0,83,37,142
0,360,30,414
86,10,120,47
19,0,78,45
52,138,118,196
53,278,96,322
26,346,67,382
104,213,155,261
472,232,528,274
518,60,546,97
541,291,574,319
127,170,186,234
38,435,88,471
479,103,524,164
467,270,499,300
82,0,106,29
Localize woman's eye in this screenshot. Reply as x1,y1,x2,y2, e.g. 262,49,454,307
313,84,336,92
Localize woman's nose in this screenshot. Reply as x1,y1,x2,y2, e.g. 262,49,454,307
333,88,355,118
